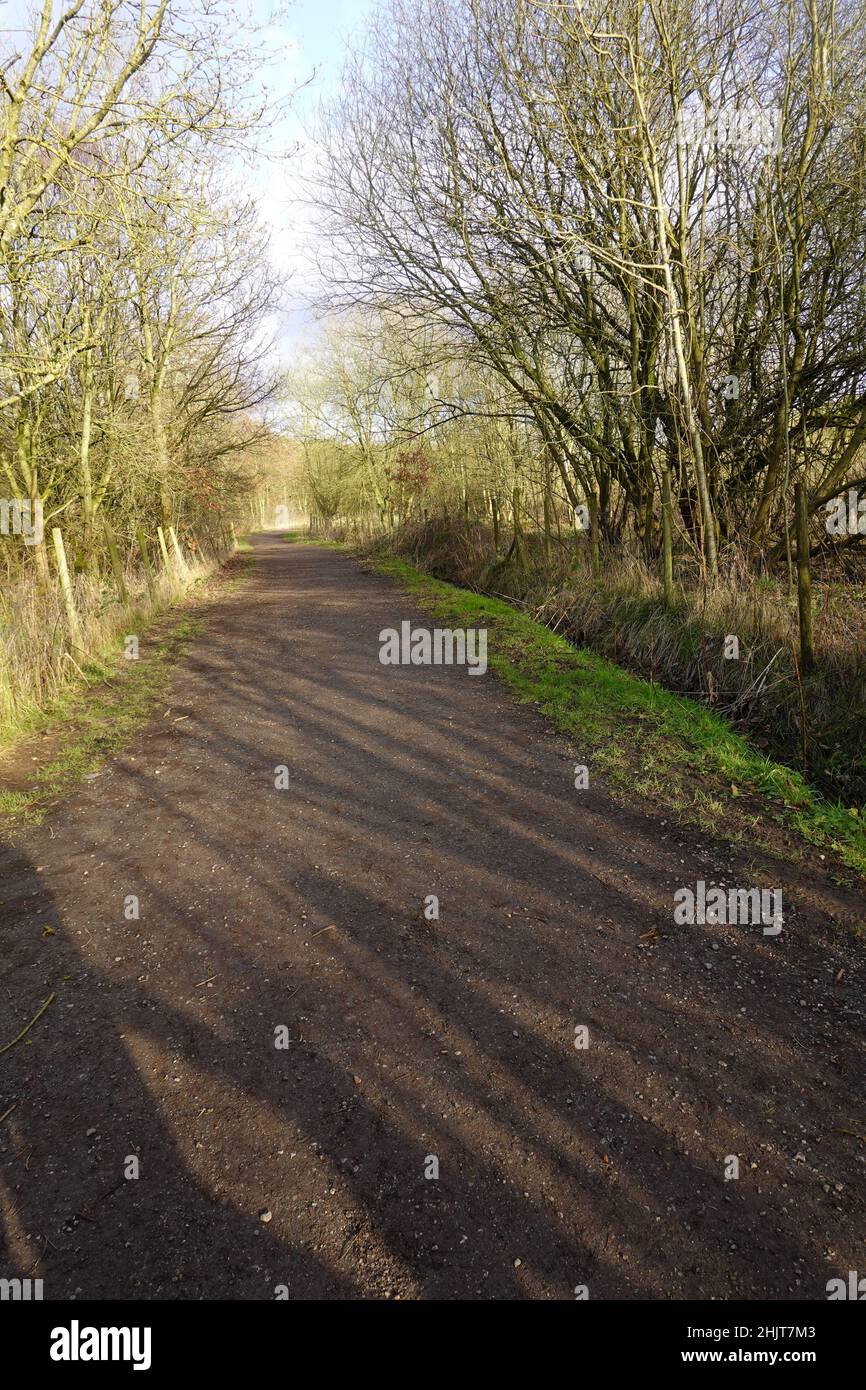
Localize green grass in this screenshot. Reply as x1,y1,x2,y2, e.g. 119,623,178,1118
0,610,204,827
0,548,255,826
280,531,346,550
368,554,866,877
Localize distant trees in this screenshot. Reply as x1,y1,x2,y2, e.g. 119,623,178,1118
308,0,866,575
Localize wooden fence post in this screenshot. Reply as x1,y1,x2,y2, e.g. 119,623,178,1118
588,486,601,580
543,479,553,564
794,481,815,671
156,525,171,574
168,526,188,580
104,520,129,607
136,526,156,601
52,527,83,650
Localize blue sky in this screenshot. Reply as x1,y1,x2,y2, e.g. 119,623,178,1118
0,0,379,356
243,0,380,352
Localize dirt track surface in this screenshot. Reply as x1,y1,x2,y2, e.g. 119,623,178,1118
1,534,864,1300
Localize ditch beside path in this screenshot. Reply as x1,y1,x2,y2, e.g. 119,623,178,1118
1,533,863,1299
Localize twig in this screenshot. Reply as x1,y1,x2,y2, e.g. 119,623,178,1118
0,992,55,1057
61,652,88,681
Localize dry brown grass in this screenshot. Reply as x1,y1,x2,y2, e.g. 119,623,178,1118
364,515,866,807
0,548,217,741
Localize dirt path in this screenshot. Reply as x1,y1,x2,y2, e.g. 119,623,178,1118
1,534,863,1300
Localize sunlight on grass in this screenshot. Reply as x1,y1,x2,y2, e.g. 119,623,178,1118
0,612,203,827
369,554,866,877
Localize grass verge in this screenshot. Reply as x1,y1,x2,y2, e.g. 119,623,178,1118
367,553,866,879
0,612,204,827
0,550,255,827
281,532,345,550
